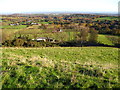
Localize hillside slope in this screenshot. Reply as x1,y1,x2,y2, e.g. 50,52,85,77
1,47,119,88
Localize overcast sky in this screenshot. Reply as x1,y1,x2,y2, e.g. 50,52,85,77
0,0,119,14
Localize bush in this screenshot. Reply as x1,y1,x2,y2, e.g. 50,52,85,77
2,40,13,47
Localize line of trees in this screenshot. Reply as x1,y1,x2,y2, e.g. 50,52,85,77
2,28,98,47
60,28,98,47
76,28,98,46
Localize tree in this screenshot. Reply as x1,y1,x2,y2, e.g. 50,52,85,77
89,29,98,43
112,29,120,35
76,28,89,46
38,24,46,29
13,39,25,46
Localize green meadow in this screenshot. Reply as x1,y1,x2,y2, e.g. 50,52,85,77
1,47,119,88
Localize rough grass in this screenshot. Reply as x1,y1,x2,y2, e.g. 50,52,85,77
1,47,119,88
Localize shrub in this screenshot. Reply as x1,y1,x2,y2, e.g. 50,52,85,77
2,40,13,47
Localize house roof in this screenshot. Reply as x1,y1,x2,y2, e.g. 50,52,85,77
36,37,48,39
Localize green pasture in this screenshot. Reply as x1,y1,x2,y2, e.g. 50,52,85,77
1,47,119,88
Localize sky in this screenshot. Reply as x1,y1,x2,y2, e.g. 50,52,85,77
0,0,119,14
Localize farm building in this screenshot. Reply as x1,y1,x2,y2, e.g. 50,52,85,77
32,37,56,42
31,22,38,25
9,23,20,26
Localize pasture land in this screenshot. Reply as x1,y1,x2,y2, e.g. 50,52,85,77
1,47,119,88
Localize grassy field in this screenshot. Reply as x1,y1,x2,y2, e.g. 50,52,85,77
98,34,120,46
39,22,50,24
2,25,27,29
94,17,118,21
1,47,119,88
98,35,114,46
